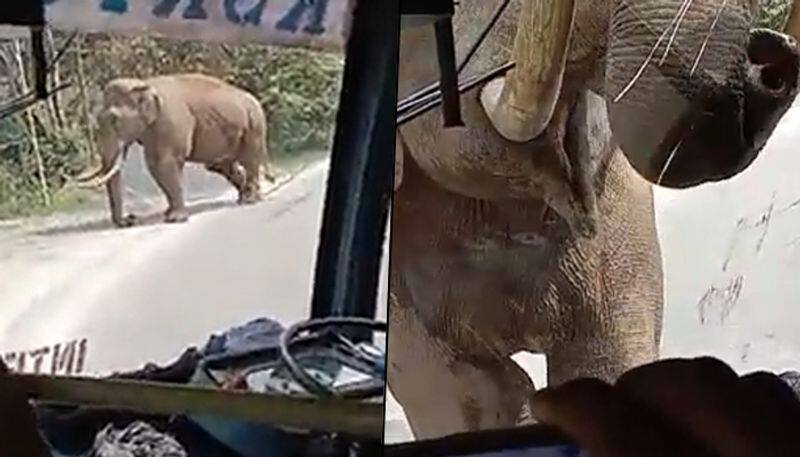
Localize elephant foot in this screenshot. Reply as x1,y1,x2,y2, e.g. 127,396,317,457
164,209,189,224
238,191,262,205
113,214,137,228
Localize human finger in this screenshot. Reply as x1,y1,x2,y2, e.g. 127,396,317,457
616,357,800,457
531,377,715,457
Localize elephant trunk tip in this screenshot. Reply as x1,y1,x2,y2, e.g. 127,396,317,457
747,29,800,99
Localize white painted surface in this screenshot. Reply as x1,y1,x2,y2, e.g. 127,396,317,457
657,97,800,374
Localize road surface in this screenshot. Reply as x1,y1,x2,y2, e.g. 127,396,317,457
0,151,389,379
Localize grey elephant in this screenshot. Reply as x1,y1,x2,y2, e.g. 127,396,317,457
76,73,276,228
390,0,800,440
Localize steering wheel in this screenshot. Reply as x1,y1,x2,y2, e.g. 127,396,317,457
279,317,387,398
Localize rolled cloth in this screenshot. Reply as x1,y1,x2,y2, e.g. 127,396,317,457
89,421,187,457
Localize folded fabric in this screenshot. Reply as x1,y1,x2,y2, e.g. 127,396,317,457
88,421,187,457
38,316,385,457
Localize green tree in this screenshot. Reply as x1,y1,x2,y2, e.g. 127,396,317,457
757,0,793,30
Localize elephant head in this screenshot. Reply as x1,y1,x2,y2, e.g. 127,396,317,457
75,78,162,227
398,0,800,211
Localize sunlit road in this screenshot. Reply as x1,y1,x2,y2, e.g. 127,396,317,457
0,152,389,377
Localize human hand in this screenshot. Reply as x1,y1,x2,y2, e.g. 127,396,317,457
531,357,800,457
0,360,49,456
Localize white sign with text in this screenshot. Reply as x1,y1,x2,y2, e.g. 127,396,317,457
2,0,355,51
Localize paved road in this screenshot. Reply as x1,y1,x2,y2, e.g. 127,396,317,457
0,152,388,378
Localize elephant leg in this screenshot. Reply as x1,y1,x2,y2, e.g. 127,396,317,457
146,152,188,224
106,171,136,228
387,293,534,439
205,160,247,200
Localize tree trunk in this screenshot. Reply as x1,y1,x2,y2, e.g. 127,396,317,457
45,28,65,130
13,39,51,207
75,34,96,167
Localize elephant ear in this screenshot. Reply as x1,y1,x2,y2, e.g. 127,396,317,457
394,131,405,191
131,83,161,125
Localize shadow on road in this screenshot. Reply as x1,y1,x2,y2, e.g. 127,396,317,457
33,198,240,237
32,169,303,237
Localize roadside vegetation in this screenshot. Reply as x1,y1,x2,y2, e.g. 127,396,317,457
758,0,795,30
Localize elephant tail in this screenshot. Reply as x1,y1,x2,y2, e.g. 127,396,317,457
262,107,276,183
249,99,276,183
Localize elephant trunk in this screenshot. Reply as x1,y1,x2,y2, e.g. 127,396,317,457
479,0,576,142
75,117,130,227
604,0,800,188
75,120,127,189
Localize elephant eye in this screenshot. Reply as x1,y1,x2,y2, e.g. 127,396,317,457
102,110,119,127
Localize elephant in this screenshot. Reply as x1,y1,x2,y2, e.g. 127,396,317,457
75,73,276,228
389,0,800,440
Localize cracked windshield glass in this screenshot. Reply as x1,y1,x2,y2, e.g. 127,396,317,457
385,0,800,444
0,0,387,394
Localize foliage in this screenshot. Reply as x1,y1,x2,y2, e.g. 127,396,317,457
0,33,344,218
757,0,793,30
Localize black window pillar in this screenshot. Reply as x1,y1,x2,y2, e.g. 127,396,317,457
308,0,400,331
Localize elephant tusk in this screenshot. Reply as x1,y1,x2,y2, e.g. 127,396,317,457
75,153,124,188
480,0,576,142
72,165,105,183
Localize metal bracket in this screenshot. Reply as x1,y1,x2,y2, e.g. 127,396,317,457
0,5,50,101
399,0,462,127
400,0,454,28
0,3,45,26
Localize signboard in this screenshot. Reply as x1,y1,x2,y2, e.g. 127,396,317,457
2,0,355,52
2,338,89,376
